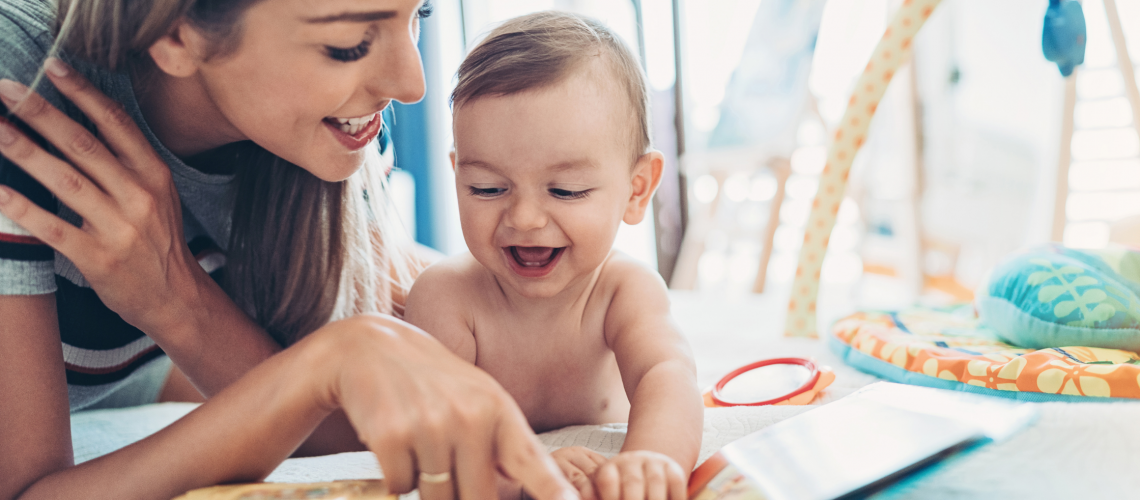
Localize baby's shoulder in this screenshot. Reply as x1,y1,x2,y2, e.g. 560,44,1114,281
597,251,669,299
408,253,486,302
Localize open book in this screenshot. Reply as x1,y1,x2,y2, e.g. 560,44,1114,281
687,382,1038,500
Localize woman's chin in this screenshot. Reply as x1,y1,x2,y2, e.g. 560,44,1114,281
297,151,367,182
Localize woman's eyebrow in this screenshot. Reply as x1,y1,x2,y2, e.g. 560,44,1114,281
305,10,397,23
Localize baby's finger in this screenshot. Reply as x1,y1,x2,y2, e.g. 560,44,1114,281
41,58,160,174
0,79,133,192
618,461,645,500
643,462,667,500
552,458,596,500
664,462,686,500
0,184,93,259
563,449,604,477
593,463,621,500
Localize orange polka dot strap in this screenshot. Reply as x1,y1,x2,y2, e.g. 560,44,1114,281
786,0,943,338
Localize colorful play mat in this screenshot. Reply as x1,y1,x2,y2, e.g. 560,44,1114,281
830,307,1140,402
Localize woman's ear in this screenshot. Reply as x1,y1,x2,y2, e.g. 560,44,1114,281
623,150,665,225
147,20,210,78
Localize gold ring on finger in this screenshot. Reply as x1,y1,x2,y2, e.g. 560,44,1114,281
418,471,452,484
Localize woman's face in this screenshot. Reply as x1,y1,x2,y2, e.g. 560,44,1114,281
191,0,427,181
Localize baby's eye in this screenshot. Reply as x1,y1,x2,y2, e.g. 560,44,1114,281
549,188,591,200
469,186,505,197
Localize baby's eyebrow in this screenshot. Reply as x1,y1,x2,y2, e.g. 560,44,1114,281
456,159,497,172
456,159,599,173
548,159,599,171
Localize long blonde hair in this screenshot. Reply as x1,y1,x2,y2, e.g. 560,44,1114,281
48,0,413,345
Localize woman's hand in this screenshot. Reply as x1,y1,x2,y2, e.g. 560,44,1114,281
13,312,577,500
0,59,278,395
0,59,215,337
308,314,578,500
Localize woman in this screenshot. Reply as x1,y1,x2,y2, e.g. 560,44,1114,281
0,0,577,499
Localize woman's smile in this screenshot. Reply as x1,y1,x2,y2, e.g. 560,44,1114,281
322,110,385,150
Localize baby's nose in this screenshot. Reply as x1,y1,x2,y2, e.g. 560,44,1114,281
505,197,548,231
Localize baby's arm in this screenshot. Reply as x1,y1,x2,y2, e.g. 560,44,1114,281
403,258,477,364
598,261,703,499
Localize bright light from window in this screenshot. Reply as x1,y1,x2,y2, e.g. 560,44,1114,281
780,199,812,227
749,176,778,202
724,173,751,202
1067,191,1140,221
1074,97,1134,129
1077,69,1125,99
1071,128,1140,161
1069,159,1140,191
791,146,827,175
694,175,719,204
822,252,863,283
1064,222,1111,249
786,175,820,200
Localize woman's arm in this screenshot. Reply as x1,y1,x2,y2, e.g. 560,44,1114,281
7,313,578,500
0,294,70,500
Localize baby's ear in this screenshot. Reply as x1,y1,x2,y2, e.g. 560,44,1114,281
623,150,664,225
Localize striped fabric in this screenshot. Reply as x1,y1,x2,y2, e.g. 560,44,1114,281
2,0,395,411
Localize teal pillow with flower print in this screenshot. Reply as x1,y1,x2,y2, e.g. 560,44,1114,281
976,244,1140,351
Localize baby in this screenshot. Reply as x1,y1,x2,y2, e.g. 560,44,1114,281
404,11,703,500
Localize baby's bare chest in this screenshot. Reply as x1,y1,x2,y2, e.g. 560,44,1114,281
470,307,630,431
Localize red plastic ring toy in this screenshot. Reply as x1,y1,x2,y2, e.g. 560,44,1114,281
709,357,820,407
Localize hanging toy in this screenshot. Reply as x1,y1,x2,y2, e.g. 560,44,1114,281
1042,0,1086,77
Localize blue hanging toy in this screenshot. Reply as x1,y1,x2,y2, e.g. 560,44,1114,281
1042,0,1086,77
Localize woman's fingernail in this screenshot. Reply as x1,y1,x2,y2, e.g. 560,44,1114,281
0,186,11,204
45,58,70,78
0,79,26,103
0,121,16,146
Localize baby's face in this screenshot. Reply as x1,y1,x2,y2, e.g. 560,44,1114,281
451,69,646,298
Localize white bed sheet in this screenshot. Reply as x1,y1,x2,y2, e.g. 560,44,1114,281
69,291,1140,498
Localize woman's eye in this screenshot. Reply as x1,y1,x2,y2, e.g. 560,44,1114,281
326,39,372,62
417,1,434,19
469,186,505,197
550,188,591,200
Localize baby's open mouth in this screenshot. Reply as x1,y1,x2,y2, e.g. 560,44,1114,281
509,246,564,268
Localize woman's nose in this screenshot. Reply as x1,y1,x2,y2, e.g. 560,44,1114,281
505,197,548,232
365,26,426,104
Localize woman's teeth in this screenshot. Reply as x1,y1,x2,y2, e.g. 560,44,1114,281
332,114,377,136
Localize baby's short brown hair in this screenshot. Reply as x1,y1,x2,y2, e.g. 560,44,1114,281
451,11,651,161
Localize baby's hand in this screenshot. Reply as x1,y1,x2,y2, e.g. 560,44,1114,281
550,446,608,499
593,451,687,500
